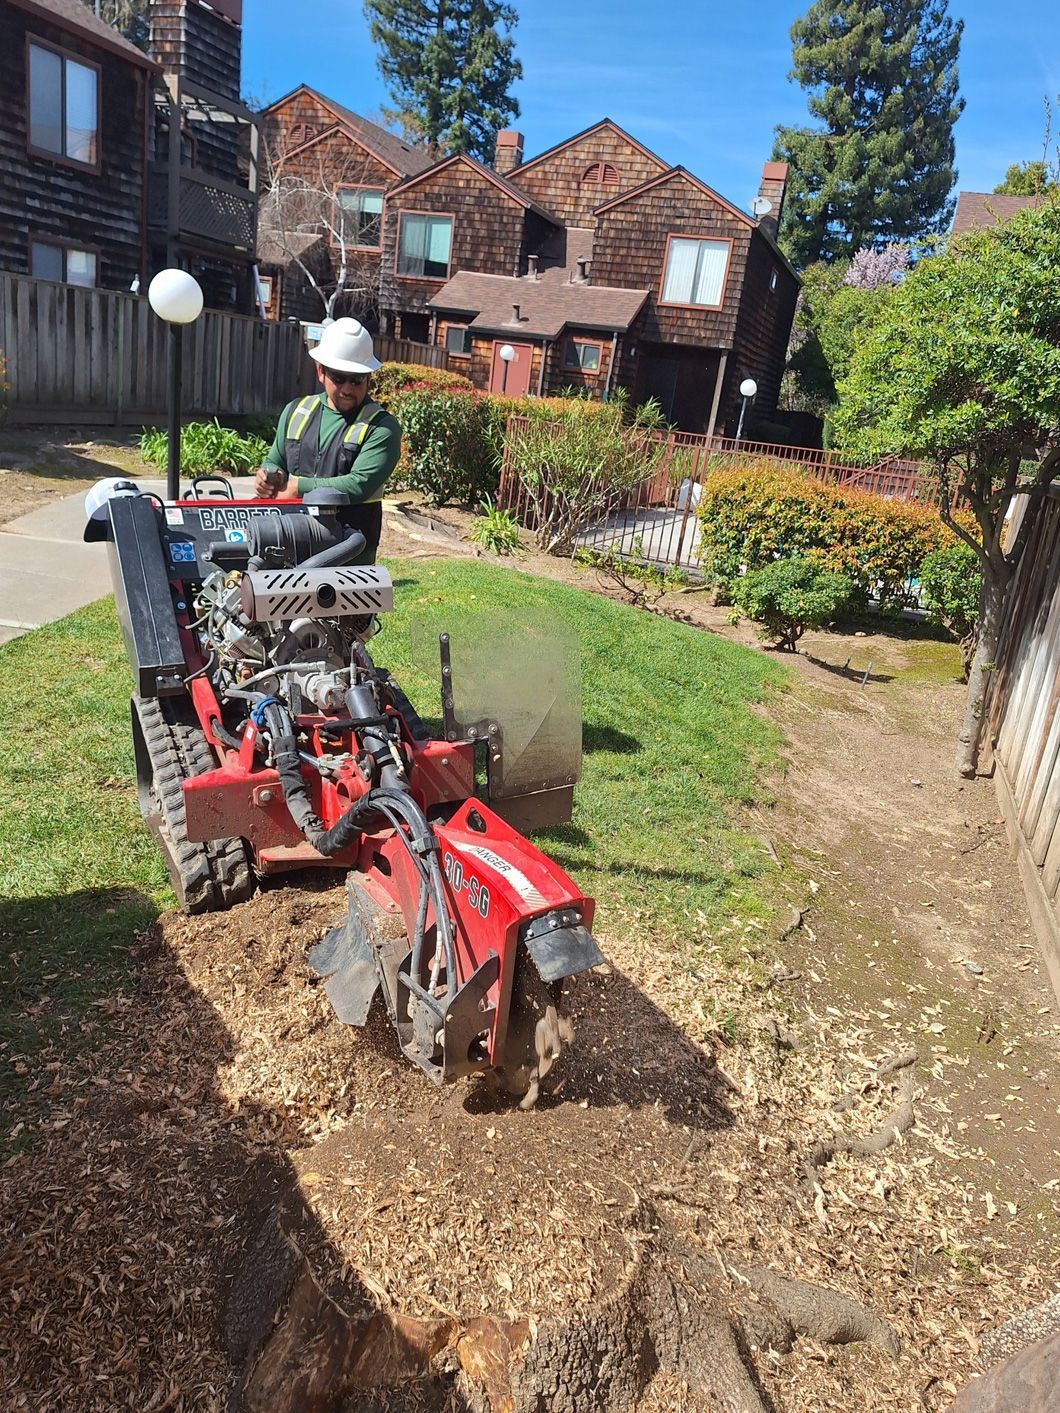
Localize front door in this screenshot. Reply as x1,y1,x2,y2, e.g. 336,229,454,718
489,341,534,396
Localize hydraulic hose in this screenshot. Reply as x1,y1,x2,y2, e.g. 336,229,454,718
258,700,456,987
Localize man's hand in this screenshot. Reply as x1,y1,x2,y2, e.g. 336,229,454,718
254,466,281,498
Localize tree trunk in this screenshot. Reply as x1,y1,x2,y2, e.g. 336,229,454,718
954,559,1010,778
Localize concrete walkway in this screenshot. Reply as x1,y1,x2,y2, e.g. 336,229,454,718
0,478,256,646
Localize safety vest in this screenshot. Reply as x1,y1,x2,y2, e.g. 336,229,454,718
282,396,387,497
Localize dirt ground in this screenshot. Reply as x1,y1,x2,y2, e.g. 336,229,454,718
0,426,151,524
2,478,1059,1410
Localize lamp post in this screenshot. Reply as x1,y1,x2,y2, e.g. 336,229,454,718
735,376,758,443
498,342,515,395
148,269,204,500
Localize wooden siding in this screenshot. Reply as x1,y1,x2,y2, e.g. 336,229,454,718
988,491,1060,996
0,272,314,423
381,165,528,320
512,127,668,226
591,171,750,349
263,92,358,169
728,234,799,430
150,0,242,181
0,6,146,290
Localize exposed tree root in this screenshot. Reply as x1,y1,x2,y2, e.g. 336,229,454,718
803,1049,919,1212
227,1172,900,1413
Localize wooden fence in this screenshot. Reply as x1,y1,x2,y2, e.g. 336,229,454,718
496,417,941,569
0,273,316,426
374,334,449,370
987,489,1060,992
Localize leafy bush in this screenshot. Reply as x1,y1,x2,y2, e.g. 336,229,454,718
371,361,475,404
697,464,952,614
468,497,521,554
391,389,501,506
733,556,853,651
505,406,668,555
919,543,982,679
138,418,268,476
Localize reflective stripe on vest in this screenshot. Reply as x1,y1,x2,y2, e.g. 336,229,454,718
286,395,319,442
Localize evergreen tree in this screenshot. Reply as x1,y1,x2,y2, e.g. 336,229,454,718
993,161,1055,196
773,1,964,266
363,0,522,163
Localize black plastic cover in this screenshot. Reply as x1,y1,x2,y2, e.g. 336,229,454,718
107,495,186,698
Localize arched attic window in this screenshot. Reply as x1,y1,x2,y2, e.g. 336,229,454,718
581,161,621,187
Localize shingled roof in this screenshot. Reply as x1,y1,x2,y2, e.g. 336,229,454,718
951,191,1041,236
275,86,435,178
8,0,158,67
428,268,648,340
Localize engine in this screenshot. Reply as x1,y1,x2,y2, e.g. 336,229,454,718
192,558,394,714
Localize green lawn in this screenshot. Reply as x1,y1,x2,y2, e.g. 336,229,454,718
0,559,788,1139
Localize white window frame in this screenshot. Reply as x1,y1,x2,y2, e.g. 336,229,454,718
659,235,732,310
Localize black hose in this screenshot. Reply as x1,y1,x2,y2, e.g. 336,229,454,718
259,700,455,987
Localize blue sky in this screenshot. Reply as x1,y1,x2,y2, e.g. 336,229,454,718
243,0,1058,216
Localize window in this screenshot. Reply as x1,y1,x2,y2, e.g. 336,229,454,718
28,41,99,166
445,326,472,357
31,240,97,287
256,274,274,310
582,161,620,187
769,268,778,292
660,236,730,308
337,186,384,248
398,213,452,278
563,339,601,373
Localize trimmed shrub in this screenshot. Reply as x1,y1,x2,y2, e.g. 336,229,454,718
733,556,854,651
371,361,475,404
391,388,501,506
919,542,982,679
697,464,952,614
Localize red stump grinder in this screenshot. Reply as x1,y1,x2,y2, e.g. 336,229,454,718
86,478,602,1105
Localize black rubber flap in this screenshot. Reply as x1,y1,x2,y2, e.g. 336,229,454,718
524,924,605,984
308,919,379,1026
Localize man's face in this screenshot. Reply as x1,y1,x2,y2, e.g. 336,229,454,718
318,365,369,414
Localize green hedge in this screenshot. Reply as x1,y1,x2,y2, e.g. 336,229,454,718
697,464,955,614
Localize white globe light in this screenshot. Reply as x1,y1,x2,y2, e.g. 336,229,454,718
499,343,516,362
148,269,204,325
739,377,758,398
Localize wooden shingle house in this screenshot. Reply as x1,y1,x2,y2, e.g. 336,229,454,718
257,100,799,434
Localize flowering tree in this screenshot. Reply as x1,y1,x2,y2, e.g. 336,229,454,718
843,244,910,290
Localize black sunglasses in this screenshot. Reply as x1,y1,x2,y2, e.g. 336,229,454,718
323,369,368,386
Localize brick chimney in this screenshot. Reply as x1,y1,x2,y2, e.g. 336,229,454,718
494,129,524,176
755,161,788,241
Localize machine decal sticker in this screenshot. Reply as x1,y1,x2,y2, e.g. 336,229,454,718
443,851,491,916
460,844,547,908
165,507,185,524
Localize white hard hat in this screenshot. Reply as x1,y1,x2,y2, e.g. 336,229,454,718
83,477,140,541
309,317,380,373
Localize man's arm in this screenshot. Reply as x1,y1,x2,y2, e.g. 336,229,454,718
293,414,402,502
254,404,293,496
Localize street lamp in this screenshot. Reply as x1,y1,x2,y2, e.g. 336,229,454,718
498,342,515,395
148,269,204,500
735,376,758,442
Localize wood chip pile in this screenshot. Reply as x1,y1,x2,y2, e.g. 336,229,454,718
1,882,1055,1410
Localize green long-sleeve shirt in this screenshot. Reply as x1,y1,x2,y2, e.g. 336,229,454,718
263,393,402,501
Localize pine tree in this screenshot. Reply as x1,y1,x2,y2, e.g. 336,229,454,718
363,0,522,163
773,1,964,266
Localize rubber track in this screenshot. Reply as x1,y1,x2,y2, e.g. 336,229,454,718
135,695,253,914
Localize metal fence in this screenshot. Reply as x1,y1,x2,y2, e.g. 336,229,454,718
0,273,315,426
496,417,942,570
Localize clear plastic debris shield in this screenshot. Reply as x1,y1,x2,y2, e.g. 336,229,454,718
411,604,581,827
